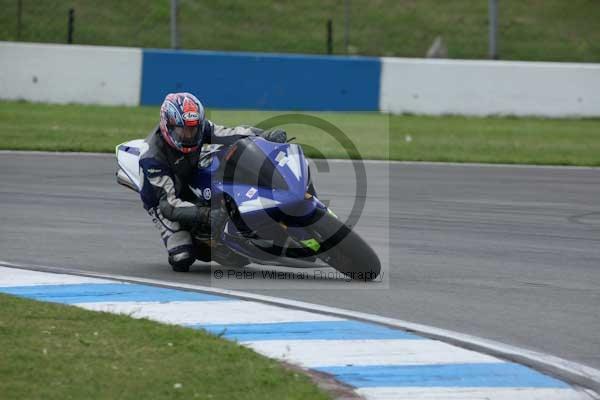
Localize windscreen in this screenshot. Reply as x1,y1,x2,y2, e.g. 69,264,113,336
222,139,289,190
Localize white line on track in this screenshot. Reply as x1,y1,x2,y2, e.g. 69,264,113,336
0,267,114,286
356,387,597,400
244,339,501,368
78,300,342,325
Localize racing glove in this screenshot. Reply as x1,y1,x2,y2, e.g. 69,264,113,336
261,129,287,143
194,207,227,237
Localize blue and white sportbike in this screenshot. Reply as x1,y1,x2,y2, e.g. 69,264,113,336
116,136,380,281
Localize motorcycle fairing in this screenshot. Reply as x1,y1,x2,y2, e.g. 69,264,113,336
116,136,334,267
115,139,148,192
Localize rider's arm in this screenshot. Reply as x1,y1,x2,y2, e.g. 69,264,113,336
139,158,209,225
205,122,264,146
204,122,287,145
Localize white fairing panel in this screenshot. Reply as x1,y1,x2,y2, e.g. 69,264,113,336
116,139,147,192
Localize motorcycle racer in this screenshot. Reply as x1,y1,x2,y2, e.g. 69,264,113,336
139,92,286,271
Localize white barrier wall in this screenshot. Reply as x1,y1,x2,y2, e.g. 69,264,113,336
2,41,600,117
380,58,600,117
0,42,141,106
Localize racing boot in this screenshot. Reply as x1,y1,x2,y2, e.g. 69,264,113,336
168,247,195,272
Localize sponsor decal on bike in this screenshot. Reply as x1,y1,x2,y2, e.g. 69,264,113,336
238,197,281,213
300,238,321,252
246,187,258,199
275,151,289,167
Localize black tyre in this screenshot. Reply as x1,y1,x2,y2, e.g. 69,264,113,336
310,211,381,281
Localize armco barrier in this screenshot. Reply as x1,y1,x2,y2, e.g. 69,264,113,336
380,57,600,117
140,49,381,111
0,42,141,106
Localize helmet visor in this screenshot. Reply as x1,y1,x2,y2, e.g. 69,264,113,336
172,125,200,148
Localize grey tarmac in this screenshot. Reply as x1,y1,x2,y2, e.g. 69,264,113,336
0,152,599,369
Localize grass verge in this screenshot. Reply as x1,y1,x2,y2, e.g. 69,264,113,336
1,100,600,166
0,293,330,400
1,1,599,62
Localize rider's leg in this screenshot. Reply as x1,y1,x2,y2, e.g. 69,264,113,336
148,207,194,272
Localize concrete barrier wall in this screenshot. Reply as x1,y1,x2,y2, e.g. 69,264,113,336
141,49,381,111
380,58,600,117
2,41,599,117
0,42,141,106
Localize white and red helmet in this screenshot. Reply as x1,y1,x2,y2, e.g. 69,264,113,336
159,92,207,154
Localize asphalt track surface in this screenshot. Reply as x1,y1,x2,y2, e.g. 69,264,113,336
1,152,599,369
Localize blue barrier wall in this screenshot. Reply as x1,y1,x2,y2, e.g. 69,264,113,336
141,49,381,111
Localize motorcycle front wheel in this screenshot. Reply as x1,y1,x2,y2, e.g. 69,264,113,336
308,211,381,281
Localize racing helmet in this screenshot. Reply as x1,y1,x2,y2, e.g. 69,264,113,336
159,92,207,154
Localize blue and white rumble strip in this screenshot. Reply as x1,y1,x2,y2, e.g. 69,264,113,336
0,266,594,400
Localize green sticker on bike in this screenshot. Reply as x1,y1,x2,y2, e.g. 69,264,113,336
300,238,321,252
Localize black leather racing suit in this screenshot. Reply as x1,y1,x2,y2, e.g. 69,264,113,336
139,122,264,269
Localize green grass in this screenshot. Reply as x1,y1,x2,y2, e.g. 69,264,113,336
1,100,600,166
0,293,330,400
1,0,599,62
388,115,600,166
